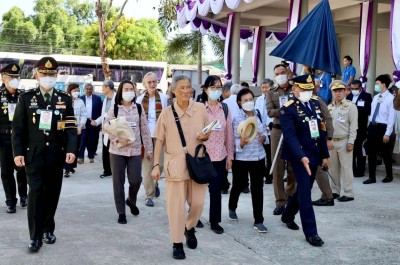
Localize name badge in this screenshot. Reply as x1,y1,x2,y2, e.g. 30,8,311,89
336,117,346,123
212,120,222,131
39,110,53,131
357,100,365,107
7,103,16,121
279,95,289,108
131,122,137,128
308,119,320,139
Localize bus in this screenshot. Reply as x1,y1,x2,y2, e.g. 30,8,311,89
0,52,168,94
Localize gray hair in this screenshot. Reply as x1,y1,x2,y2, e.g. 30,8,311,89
171,75,191,89
261,78,274,87
230,84,242,95
103,79,114,90
84,83,93,89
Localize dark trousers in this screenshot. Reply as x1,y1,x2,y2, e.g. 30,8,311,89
228,159,265,224
25,149,65,240
353,130,367,176
208,159,226,224
102,135,112,175
110,154,142,214
283,161,317,237
263,137,273,182
0,137,27,206
65,134,81,171
221,170,230,191
367,124,392,180
78,121,100,159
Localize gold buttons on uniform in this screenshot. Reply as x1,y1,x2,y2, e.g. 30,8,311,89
45,132,49,136
46,142,49,146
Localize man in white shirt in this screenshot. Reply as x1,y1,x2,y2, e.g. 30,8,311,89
95,80,116,178
364,75,395,184
223,84,242,121
255,79,274,184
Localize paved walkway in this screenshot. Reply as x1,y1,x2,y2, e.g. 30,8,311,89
1,152,400,265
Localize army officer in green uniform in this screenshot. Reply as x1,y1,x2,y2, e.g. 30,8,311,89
12,57,77,252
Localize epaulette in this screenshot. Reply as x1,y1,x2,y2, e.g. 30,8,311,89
57,89,68,95
284,99,294,107
311,95,319,100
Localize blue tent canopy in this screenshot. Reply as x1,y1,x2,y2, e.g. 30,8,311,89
270,0,341,75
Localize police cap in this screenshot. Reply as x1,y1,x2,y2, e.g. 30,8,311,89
0,63,20,77
330,80,346,90
34,57,58,74
292,74,315,90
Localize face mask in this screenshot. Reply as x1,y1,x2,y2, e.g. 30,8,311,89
298,91,313,103
275,74,288,86
39,76,57,89
242,101,255,112
208,90,222,101
351,90,360,97
8,79,20,89
374,84,382,93
71,91,80,98
122,91,135,102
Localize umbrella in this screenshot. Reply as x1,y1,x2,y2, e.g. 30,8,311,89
270,0,341,75
104,116,135,148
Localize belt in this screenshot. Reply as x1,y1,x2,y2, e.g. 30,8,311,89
0,128,12,134
272,124,281,130
370,122,387,126
333,137,347,141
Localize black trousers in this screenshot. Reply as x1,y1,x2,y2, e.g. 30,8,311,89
65,134,81,171
353,130,367,176
79,121,100,159
25,148,65,240
0,136,27,206
263,137,273,182
367,124,392,180
208,159,226,224
228,159,264,224
102,135,112,175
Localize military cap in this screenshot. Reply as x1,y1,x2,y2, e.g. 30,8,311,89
329,80,346,90
33,56,58,74
0,63,20,76
292,74,315,90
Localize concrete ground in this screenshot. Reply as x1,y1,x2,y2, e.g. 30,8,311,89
1,152,400,265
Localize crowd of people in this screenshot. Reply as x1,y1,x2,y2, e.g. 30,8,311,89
1,55,400,259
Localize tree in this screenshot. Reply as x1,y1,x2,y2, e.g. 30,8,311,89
95,0,128,80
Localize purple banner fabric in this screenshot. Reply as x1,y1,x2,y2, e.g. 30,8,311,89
252,27,262,84
192,17,202,28
224,13,234,80
359,0,373,86
266,32,288,42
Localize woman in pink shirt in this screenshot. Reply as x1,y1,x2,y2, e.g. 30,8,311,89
200,75,234,234
104,80,153,225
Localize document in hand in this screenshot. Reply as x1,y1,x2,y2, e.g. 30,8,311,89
104,116,136,147
202,119,220,133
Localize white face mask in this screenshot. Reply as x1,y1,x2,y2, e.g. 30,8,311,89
298,91,313,103
72,91,80,98
122,91,135,102
351,90,360,97
39,76,57,89
275,74,288,86
8,78,20,89
242,101,255,112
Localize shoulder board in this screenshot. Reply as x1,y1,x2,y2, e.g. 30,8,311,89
56,89,68,95
311,96,319,100
24,89,36,94
284,99,294,107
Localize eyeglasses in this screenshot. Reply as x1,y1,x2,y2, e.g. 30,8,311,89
209,86,222,91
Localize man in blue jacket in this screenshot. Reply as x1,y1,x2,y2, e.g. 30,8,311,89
279,74,329,247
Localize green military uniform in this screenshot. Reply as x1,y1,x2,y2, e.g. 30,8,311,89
0,63,28,213
12,57,77,250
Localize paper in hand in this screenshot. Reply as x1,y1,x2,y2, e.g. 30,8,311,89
202,119,220,133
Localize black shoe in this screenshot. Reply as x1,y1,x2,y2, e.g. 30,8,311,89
264,179,272,184
118,214,127,224
382,177,393,183
20,196,28,208
100,173,112,178
273,205,285,215
126,199,139,216
281,216,299,230
70,168,75,173
283,177,288,182
6,205,16,214
242,187,250,193
28,240,43,252
185,227,197,249
306,235,324,247
210,223,224,234
196,220,204,228
363,178,376,184
172,243,185,259
312,198,334,206
64,171,70,178
221,189,229,194
332,193,340,199
155,184,160,198
337,196,354,202
43,232,56,244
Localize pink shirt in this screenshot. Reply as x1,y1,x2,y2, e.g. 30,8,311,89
204,102,234,162
104,103,153,157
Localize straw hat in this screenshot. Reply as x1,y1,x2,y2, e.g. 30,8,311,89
237,116,258,143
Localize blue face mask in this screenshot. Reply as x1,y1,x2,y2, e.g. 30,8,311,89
374,84,382,93
208,90,222,101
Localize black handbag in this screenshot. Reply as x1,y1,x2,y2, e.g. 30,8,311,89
171,104,217,184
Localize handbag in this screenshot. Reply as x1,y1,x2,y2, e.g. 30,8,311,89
171,104,217,184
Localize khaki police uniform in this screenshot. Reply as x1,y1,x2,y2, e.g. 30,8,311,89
328,82,358,198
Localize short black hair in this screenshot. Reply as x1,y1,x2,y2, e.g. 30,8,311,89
351,80,362,88
115,80,136,105
375,75,391,89
236,88,254,109
202,75,223,102
241,82,249,88
274,64,288,71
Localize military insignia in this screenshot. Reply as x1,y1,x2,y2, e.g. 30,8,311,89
307,75,312,83
3,109,7,114
45,60,53,68
284,100,294,107
36,109,41,114
3,102,7,106
32,113,36,124
54,110,60,115
56,105,66,109
11,65,18,71
54,93,58,96
56,96,65,105
305,117,310,121
36,91,40,95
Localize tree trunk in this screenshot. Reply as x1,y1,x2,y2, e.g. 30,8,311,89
197,31,202,85
96,0,112,80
